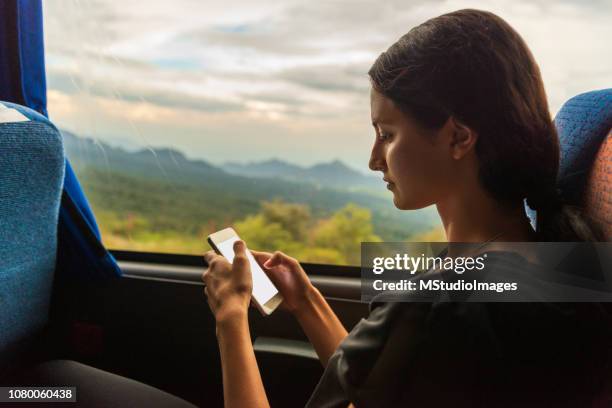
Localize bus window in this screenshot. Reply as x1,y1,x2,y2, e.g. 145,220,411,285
42,1,610,265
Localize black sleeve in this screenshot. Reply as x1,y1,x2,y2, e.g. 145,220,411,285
305,301,433,408
305,249,612,407
305,300,505,408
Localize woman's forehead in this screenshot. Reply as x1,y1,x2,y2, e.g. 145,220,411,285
370,90,403,125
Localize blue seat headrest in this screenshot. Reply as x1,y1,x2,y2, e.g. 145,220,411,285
556,89,612,205
526,89,612,236
0,101,65,369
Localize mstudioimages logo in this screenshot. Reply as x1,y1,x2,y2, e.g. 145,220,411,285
372,253,487,275
371,278,518,293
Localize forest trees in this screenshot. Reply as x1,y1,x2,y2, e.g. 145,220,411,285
236,200,381,265
96,196,444,265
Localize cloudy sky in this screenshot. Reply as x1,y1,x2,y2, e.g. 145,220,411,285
43,0,611,172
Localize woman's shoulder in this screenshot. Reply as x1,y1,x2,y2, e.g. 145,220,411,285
309,245,612,406
309,296,612,407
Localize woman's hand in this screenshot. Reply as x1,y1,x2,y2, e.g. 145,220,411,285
252,249,348,366
203,240,252,324
203,241,272,408
250,249,316,314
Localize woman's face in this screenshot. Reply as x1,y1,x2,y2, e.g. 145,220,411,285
368,88,456,210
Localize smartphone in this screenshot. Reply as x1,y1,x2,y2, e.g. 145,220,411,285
207,227,283,315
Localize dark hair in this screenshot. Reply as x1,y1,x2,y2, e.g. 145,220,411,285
369,9,602,241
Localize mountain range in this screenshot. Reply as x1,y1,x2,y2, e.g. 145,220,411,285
60,129,440,241
224,159,381,190
62,130,382,192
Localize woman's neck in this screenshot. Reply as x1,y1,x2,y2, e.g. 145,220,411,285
436,187,536,243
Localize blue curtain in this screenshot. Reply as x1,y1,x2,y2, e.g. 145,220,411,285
0,0,121,279
0,0,46,115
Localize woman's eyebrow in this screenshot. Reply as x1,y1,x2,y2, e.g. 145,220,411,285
372,119,391,127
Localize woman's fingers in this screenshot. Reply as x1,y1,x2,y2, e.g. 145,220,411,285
202,250,232,285
203,250,219,265
250,249,272,265
264,250,299,270
263,251,283,268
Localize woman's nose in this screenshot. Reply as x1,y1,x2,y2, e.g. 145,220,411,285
369,146,385,172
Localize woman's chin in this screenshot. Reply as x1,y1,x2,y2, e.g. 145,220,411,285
392,193,409,210
392,192,427,210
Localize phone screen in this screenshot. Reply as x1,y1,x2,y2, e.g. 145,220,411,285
216,236,279,305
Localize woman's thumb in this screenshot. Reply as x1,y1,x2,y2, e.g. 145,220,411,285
233,240,247,256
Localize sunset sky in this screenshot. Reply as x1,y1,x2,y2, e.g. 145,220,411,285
43,0,611,173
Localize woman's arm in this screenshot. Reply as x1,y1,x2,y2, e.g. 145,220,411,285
252,250,348,366
203,244,349,408
294,285,348,366
203,242,270,408
216,312,269,408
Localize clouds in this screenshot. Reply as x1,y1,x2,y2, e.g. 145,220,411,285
43,0,612,170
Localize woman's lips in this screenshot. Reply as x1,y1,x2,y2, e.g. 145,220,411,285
386,182,395,190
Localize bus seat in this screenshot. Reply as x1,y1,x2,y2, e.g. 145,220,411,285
528,89,612,240
0,101,197,407
583,130,612,239
0,101,65,372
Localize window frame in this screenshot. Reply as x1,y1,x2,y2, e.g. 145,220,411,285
112,249,363,301
112,249,362,278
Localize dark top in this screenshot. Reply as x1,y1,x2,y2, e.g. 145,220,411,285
306,251,612,407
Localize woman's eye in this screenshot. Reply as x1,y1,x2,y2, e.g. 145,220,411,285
378,132,392,141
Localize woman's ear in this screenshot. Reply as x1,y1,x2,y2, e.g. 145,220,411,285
448,117,478,160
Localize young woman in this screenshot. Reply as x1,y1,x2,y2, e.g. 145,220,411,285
202,9,609,407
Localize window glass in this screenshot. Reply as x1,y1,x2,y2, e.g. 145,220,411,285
43,1,611,264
